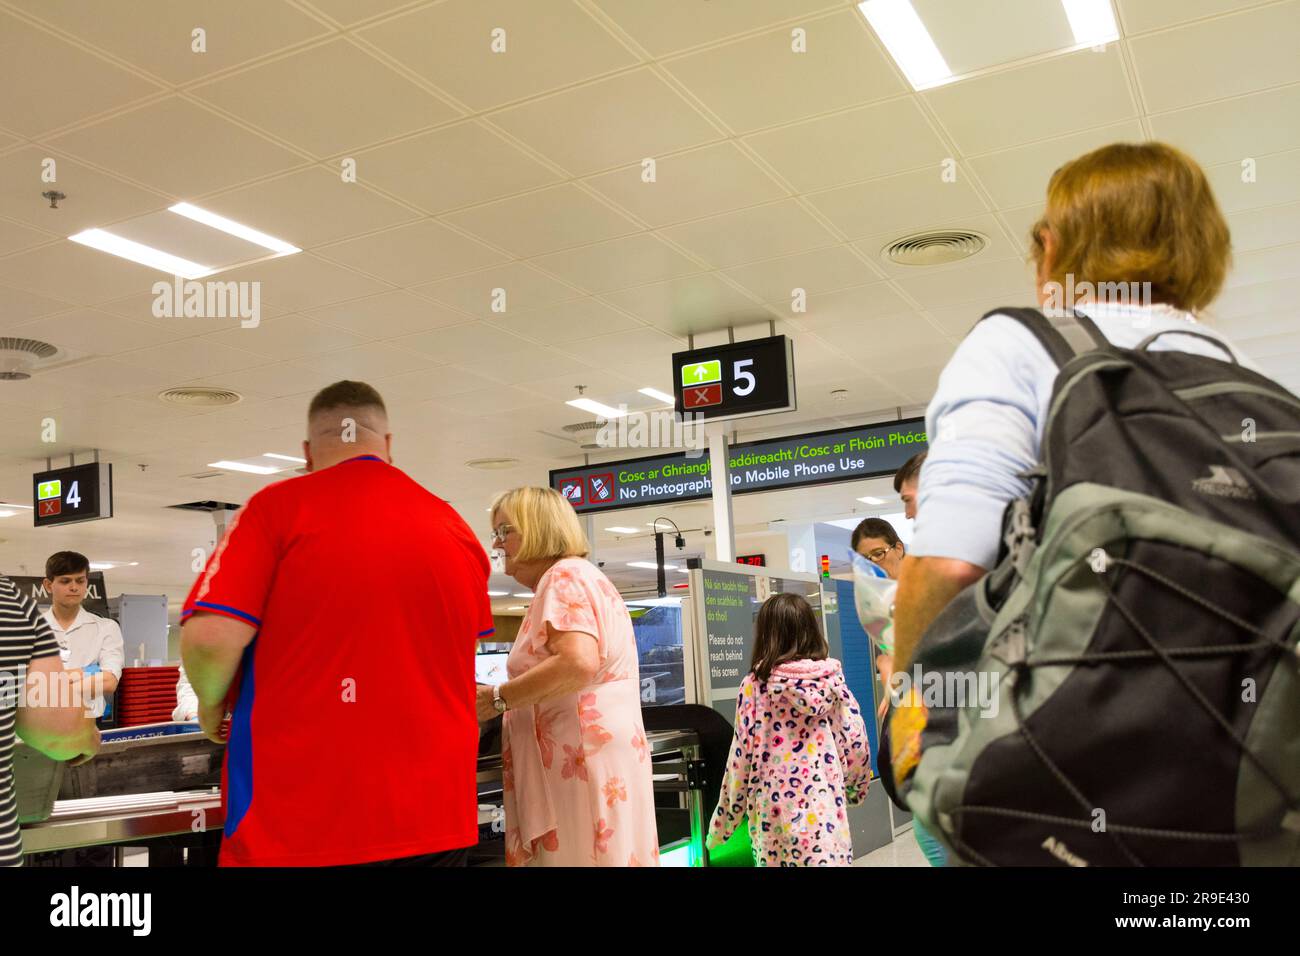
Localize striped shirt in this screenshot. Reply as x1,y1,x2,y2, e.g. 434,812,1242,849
0,576,61,867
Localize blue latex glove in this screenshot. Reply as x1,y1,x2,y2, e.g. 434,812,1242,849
83,663,101,676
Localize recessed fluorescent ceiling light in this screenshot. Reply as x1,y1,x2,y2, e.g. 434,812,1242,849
628,561,678,570
208,460,280,475
0,503,33,518
263,452,307,463
566,397,627,419
858,0,951,90
858,496,886,505
605,526,640,534
169,203,300,255
638,387,675,405
1061,0,1118,46
68,229,214,280
513,592,534,598
487,590,509,597
89,561,139,570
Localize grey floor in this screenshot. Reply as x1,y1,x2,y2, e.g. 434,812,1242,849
854,826,931,867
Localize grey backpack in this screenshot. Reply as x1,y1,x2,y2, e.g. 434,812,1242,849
884,307,1300,866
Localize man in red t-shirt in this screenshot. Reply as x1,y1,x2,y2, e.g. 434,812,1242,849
181,380,493,867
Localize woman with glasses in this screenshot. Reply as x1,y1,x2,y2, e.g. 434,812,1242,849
479,486,658,867
851,517,906,722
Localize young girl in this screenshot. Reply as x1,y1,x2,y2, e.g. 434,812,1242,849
707,592,871,866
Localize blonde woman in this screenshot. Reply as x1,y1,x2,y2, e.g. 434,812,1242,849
479,487,658,867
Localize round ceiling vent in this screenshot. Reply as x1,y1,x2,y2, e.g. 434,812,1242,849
883,230,987,267
466,458,520,470
0,337,58,381
158,387,243,408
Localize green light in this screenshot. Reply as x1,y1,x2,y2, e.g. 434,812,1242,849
681,360,720,386
38,480,61,500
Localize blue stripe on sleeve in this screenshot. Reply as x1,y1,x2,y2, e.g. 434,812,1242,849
193,601,262,628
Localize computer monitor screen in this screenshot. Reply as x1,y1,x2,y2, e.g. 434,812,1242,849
475,652,509,686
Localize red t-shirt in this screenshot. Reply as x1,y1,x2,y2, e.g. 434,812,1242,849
181,455,492,866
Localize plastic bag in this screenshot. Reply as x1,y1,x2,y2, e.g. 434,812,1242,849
849,551,897,656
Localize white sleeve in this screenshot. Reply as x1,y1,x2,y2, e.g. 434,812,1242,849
99,619,125,678
173,664,199,722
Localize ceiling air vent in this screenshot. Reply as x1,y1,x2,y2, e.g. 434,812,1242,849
158,387,242,408
167,501,242,512
562,420,605,451
466,458,520,470
882,230,987,267
0,338,58,381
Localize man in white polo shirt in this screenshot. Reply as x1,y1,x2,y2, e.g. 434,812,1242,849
41,551,123,720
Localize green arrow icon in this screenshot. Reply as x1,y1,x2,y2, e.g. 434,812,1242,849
38,480,61,500
681,360,720,386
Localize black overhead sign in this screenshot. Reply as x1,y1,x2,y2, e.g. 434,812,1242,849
33,462,113,527
672,335,795,423
551,418,927,514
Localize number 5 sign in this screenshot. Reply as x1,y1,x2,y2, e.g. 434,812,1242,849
670,335,795,424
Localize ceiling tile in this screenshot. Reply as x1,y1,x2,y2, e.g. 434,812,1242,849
98,290,287,338
12,0,330,84
217,253,392,313
0,218,55,258
924,47,1136,155
388,321,535,363
1224,242,1300,289
722,245,881,305
807,166,988,240
115,337,270,380
583,142,788,228
49,97,303,198
288,341,438,380
188,360,338,400
998,203,1043,251
302,0,425,26
1208,277,1293,320
790,282,914,328
0,148,171,236
353,120,560,214
968,120,1147,208
663,10,905,133
0,283,80,328
202,314,371,359
458,347,590,384
594,0,840,57
486,296,644,343
1225,200,1300,252
359,0,637,111
600,273,774,336
1151,84,1300,170
315,219,507,285
490,69,720,177
307,291,470,338
435,385,547,416
531,233,703,293
0,241,162,306
1128,1,1300,112
745,97,948,193
0,11,161,137
1207,148,1300,213
199,167,418,250
659,199,838,268
560,327,683,368
9,309,176,356
893,256,1034,310
411,262,581,317
372,365,498,401
1116,0,1276,33
441,184,640,258
192,39,460,157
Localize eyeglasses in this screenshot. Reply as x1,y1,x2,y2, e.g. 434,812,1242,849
863,544,895,563
490,523,516,544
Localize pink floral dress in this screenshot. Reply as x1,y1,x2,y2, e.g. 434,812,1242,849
501,557,659,867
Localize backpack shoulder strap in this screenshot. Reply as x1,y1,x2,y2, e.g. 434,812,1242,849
978,307,1111,369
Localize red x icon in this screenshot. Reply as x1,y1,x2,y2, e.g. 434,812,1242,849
683,383,722,408
39,499,61,516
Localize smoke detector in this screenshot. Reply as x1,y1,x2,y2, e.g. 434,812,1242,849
882,230,987,267
0,338,58,381
158,387,242,407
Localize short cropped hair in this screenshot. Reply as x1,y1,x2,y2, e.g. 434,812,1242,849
893,451,926,493
491,487,590,562
1030,142,1231,312
851,517,901,554
308,380,387,421
45,551,89,580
